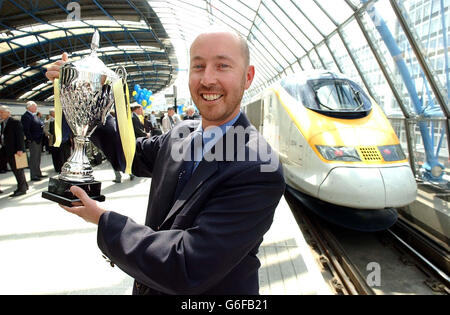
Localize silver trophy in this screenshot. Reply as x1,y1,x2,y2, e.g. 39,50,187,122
43,30,127,206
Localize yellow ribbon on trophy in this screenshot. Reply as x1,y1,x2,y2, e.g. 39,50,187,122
53,79,63,148
113,78,136,174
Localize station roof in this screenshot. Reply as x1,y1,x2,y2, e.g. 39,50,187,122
0,0,178,102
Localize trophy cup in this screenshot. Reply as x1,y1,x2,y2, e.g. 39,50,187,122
42,30,127,206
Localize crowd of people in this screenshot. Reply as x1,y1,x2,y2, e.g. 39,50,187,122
0,100,201,194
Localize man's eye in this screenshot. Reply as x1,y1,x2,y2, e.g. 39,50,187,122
219,64,229,69
193,65,204,70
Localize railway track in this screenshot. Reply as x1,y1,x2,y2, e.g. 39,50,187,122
284,190,450,295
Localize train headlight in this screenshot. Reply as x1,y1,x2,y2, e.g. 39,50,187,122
316,145,361,162
378,145,406,162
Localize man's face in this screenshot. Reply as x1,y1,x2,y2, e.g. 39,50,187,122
189,32,254,127
0,110,10,120
168,109,174,117
29,104,37,113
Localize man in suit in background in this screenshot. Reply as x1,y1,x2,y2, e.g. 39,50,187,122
183,106,201,121
47,109,72,173
21,101,46,181
46,29,285,295
0,106,28,197
131,104,149,139
161,107,181,133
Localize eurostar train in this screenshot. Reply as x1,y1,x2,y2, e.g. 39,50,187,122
244,71,417,231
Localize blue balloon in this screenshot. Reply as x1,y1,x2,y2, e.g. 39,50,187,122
134,84,141,92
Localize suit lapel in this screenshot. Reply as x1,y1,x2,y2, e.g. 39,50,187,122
160,113,252,228
160,159,218,228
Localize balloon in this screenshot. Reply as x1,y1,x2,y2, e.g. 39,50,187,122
148,91,153,96
142,100,147,107
150,96,155,101
134,84,140,92
132,91,137,97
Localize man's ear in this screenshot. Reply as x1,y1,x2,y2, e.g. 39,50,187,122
244,65,255,90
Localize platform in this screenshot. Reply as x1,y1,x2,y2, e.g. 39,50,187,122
0,153,331,295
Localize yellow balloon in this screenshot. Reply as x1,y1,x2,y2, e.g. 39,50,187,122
142,100,147,106
132,91,137,96
150,96,155,101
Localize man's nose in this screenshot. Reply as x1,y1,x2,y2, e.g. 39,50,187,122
200,65,218,87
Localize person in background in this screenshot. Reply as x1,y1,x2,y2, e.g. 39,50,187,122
150,111,162,136
131,104,149,139
150,111,158,128
183,106,201,120
21,101,46,181
0,106,28,197
161,107,181,133
0,110,7,174
42,114,51,153
47,109,72,173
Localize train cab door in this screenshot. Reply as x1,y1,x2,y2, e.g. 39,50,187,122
262,92,275,145
288,122,304,167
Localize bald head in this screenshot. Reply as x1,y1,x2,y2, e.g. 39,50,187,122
190,29,250,67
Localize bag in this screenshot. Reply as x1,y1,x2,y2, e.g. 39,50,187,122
14,153,28,169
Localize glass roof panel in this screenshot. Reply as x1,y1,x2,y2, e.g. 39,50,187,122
290,0,337,36
315,0,355,24
277,0,323,43
316,42,341,73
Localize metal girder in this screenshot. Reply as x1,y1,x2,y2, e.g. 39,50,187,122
0,0,178,101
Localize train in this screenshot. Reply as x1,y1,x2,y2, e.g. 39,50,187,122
244,70,417,231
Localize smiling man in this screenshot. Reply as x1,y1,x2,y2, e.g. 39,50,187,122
46,29,285,295
189,31,254,129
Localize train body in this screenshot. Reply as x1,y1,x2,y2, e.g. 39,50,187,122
244,71,417,219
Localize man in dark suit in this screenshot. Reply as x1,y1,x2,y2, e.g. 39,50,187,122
46,30,285,295
183,106,201,121
0,106,28,197
131,104,149,139
21,101,46,181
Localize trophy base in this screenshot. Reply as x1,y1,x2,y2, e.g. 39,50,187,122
42,177,105,207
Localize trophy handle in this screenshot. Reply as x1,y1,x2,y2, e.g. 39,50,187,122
115,66,127,81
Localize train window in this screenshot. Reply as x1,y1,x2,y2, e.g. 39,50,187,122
281,75,372,119
309,79,372,113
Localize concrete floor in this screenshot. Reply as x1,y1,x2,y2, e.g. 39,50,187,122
0,153,331,295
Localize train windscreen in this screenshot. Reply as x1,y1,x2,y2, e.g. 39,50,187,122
281,77,372,118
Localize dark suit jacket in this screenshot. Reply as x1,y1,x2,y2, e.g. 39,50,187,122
2,117,25,157
93,113,285,295
132,113,147,138
21,111,43,143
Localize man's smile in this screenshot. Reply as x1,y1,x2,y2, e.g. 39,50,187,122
201,93,223,102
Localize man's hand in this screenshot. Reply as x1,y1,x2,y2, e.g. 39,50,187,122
59,186,107,225
45,52,69,82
